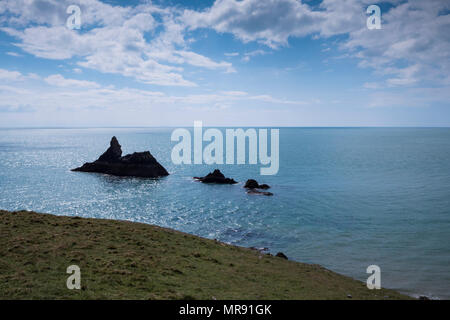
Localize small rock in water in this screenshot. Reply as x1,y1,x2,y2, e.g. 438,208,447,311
244,179,272,195
244,179,259,189
244,179,271,190
194,169,237,184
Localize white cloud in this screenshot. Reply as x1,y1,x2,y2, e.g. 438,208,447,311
224,52,239,57
5,51,22,57
44,74,100,88
0,0,234,87
344,0,450,87
242,49,269,62
0,85,32,95
0,69,306,114
183,0,325,48
0,69,24,81
175,50,235,73
0,69,39,81
5,0,447,90
0,69,308,114
183,0,450,88
221,91,248,96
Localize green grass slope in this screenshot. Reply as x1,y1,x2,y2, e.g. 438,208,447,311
0,210,411,300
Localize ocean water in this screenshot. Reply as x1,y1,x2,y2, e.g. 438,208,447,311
0,127,449,299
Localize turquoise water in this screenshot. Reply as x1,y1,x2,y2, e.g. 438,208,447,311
0,127,449,299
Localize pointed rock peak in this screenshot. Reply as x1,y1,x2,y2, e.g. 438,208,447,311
209,169,225,178
97,136,122,162
110,136,120,148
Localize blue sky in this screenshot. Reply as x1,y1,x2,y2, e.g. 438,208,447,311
0,0,449,127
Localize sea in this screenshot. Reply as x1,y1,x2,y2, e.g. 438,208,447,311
0,127,449,299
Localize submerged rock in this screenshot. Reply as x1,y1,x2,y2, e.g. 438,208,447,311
71,136,169,178
246,189,273,196
194,169,237,184
244,179,271,190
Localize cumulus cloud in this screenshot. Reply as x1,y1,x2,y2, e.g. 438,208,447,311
183,0,325,47
183,0,450,88
4,0,448,89
0,68,39,81
0,69,24,81
182,0,387,47
0,0,234,87
345,0,450,87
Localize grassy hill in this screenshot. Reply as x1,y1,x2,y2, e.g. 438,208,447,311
0,210,411,299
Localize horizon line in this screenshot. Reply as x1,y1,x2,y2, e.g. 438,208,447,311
1,126,450,129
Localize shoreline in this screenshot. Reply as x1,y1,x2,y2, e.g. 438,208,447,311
0,210,413,300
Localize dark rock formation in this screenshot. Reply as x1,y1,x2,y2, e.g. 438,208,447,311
244,179,259,189
194,169,237,184
71,136,169,178
275,252,288,260
244,179,271,190
244,179,272,196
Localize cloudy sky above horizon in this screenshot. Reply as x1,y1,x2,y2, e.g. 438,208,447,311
0,0,449,127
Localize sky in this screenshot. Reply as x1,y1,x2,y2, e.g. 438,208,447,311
0,0,449,127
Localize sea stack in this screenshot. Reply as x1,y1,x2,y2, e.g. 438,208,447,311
71,136,169,178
